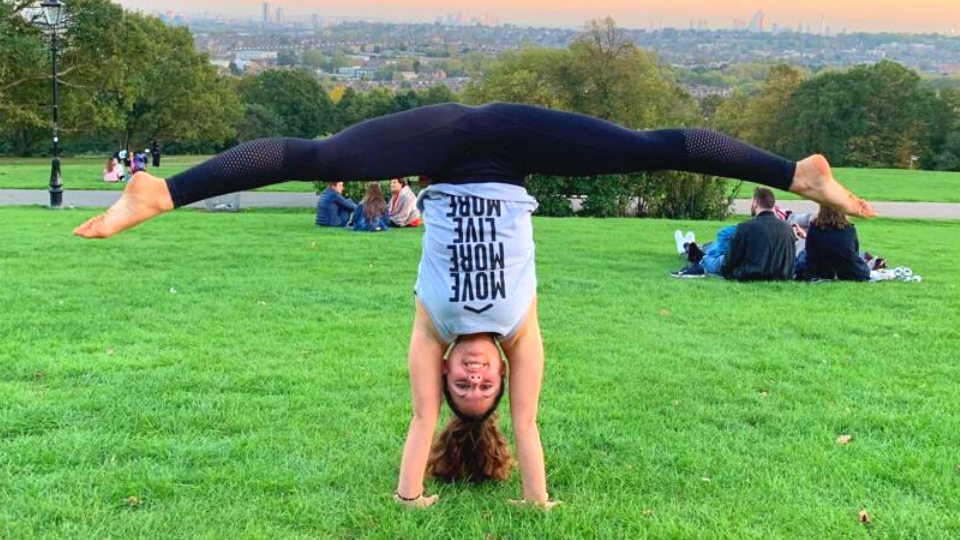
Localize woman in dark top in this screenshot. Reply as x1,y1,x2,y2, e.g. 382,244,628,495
804,205,871,281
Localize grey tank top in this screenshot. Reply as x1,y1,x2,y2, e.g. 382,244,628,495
415,183,539,343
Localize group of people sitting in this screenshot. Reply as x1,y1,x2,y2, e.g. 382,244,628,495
671,187,884,282
103,144,160,183
315,178,422,232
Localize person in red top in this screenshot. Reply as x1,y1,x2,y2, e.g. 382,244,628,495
388,178,421,227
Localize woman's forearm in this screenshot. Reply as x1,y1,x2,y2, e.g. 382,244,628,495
514,420,548,502
397,415,437,497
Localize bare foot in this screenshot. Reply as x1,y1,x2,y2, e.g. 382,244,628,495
790,155,877,218
74,172,174,239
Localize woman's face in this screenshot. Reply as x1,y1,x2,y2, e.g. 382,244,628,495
390,179,402,194
444,335,505,417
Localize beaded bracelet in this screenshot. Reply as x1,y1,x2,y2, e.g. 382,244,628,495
395,491,424,502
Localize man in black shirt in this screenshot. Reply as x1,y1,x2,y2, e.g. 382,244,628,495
672,187,795,281
720,188,796,281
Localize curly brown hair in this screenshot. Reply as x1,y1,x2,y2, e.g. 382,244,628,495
812,205,850,231
427,376,515,482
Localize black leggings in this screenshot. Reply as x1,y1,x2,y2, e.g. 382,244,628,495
165,102,796,208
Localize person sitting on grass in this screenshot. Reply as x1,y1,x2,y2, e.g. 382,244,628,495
73,102,876,508
671,187,796,280
388,178,422,227
315,181,357,227
103,157,122,183
351,183,391,232
802,205,871,281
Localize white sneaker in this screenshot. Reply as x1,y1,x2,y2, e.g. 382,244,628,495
685,231,696,245
674,230,686,255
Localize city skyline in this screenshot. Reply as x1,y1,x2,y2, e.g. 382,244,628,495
115,0,960,34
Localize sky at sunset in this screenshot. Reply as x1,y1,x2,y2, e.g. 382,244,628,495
116,0,960,34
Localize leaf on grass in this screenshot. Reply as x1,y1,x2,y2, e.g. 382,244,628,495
859,509,870,524
258,301,267,306
672,400,680,408
169,287,178,294
659,309,671,318
759,391,769,398
33,371,46,380
107,348,115,356
128,495,141,508
701,477,711,483
837,434,853,445
642,508,653,516
310,241,319,249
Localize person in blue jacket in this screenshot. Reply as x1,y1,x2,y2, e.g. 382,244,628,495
315,181,357,227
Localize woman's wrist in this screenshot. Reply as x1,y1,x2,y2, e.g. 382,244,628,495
395,490,423,502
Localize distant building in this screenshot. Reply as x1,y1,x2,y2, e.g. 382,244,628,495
749,10,765,33
275,7,284,26
262,2,269,25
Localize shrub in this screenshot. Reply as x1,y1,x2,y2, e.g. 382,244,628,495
528,172,739,220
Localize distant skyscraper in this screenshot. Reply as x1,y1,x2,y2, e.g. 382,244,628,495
275,7,283,26
262,2,269,25
750,10,766,32
311,13,321,32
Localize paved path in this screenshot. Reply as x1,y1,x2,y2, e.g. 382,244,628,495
730,199,960,220
3,189,959,220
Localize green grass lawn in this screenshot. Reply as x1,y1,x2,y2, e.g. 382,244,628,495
730,167,960,203
1,157,959,202
1,208,959,539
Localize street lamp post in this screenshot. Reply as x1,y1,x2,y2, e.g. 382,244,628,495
38,0,66,208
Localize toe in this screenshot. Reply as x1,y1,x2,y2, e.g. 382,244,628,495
75,215,106,238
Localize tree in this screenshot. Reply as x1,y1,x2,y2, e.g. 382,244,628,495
462,47,569,108
737,64,803,156
788,61,932,168
118,16,242,151
326,50,349,72
238,69,336,138
301,49,325,70
237,103,285,141
277,49,298,67
2,0,137,154
2,0,243,155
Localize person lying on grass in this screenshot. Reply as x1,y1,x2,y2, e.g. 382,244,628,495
73,102,876,508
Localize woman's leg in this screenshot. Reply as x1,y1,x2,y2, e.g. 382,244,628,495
75,104,485,238
480,102,794,189
477,103,873,217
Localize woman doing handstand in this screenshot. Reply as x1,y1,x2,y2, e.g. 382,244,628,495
74,102,875,507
